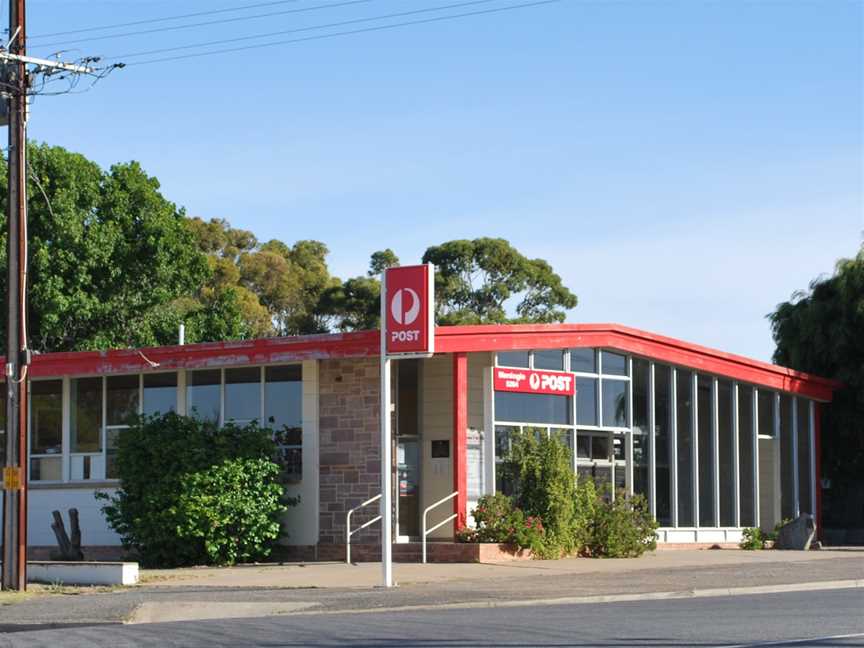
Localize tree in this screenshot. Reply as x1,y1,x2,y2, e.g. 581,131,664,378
422,238,577,324
768,243,864,534
319,250,401,331
0,143,241,353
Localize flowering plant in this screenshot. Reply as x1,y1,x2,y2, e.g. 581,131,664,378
457,494,544,551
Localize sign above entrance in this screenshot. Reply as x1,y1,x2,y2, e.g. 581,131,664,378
493,367,575,396
384,264,435,357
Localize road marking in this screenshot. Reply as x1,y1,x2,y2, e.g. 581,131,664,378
720,632,864,647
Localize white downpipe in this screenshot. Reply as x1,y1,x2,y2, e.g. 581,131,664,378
345,493,382,565
422,491,459,564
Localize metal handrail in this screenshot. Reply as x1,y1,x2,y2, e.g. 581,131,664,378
422,491,459,564
345,493,382,564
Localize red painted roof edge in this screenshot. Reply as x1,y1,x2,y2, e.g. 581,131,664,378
8,323,839,400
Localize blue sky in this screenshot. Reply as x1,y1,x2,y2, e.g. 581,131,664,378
24,0,864,361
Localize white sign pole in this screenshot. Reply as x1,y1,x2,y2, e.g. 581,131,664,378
380,271,394,588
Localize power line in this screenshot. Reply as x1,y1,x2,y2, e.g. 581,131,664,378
124,0,560,67
110,0,503,61
31,0,378,50
30,0,316,39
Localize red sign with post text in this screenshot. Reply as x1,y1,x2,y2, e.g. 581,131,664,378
493,367,575,396
384,264,435,356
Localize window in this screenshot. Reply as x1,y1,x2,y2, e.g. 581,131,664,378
697,375,714,527
143,373,177,416
71,377,102,454
105,375,139,479
632,359,650,502
494,425,518,495
601,351,627,376
797,398,812,516
533,349,563,371
496,351,529,368
738,385,756,527
187,370,221,423
758,391,774,437
30,380,63,481
654,364,672,526
494,391,571,425
576,377,597,426
265,365,303,482
676,370,693,527
601,379,628,427
779,394,795,520
718,380,735,527
570,348,596,373
225,367,261,423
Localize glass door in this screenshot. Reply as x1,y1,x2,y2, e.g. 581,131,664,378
397,438,420,540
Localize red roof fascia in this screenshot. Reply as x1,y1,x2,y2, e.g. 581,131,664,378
21,330,379,378
7,323,839,402
434,323,840,401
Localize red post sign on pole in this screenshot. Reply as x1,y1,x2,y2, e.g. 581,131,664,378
384,264,435,357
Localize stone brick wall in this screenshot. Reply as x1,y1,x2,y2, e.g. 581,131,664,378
318,357,382,547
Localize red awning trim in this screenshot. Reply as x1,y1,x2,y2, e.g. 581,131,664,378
3,323,839,401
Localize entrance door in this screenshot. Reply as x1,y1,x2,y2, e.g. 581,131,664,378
397,438,420,540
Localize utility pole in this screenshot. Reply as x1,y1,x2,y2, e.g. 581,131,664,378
0,0,104,591
2,0,29,593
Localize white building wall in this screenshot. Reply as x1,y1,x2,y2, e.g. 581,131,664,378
419,356,454,539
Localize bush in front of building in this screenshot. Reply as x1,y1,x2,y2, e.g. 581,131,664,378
739,527,765,550
457,494,545,552
96,413,294,567
587,491,657,558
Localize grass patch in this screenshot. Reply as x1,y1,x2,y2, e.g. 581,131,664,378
0,590,32,606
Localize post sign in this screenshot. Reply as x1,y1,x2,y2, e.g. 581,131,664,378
493,367,576,396
384,264,435,357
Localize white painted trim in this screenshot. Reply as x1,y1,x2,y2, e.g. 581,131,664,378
691,371,699,528
483,369,495,495
712,377,720,528
670,368,678,528
648,362,656,517
732,383,740,528
773,392,782,526
751,387,759,529
809,400,817,518
626,356,634,496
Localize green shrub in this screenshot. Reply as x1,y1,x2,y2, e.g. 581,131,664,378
588,490,658,558
503,431,581,558
96,413,294,567
457,494,545,552
740,527,764,550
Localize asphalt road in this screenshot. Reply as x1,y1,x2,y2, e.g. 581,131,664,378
1,589,862,647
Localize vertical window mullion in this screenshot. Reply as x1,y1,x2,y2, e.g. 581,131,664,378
691,372,699,529
808,400,817,520
219,368,226,427
101,376,107,478
648,362,656,518
260,366,266,424
712,377,720,528
670,368,678,528
626,356,634,497
752,389,760,529
732,383,740,527
61,377,70,483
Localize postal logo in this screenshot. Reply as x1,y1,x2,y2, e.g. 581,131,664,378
390,288,420,326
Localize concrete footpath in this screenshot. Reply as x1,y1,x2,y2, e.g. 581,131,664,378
1,549,862,631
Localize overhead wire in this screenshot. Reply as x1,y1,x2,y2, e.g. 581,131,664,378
30,0,326,39
31,0,379,50
109,0,504,61
121,0,561,66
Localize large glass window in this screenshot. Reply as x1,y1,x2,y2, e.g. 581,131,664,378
779,394,795,520
738,385,756,527
30,380,63,481
496,351,529,368
187,370,221,423
676,370,694,527
602,379,628,427
632,359,650,502
697,375,714,527
576,378,597,426
105,375,140,479
533,349,563,371
71,377,102,453
225,367,261,423
265,365,303,483
570,348,596,373
143,373,177,416
718,380,735,527
797,398,812,516
654,365,672,526
494,392,571,425
758,391,775,437
601,351,627,376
